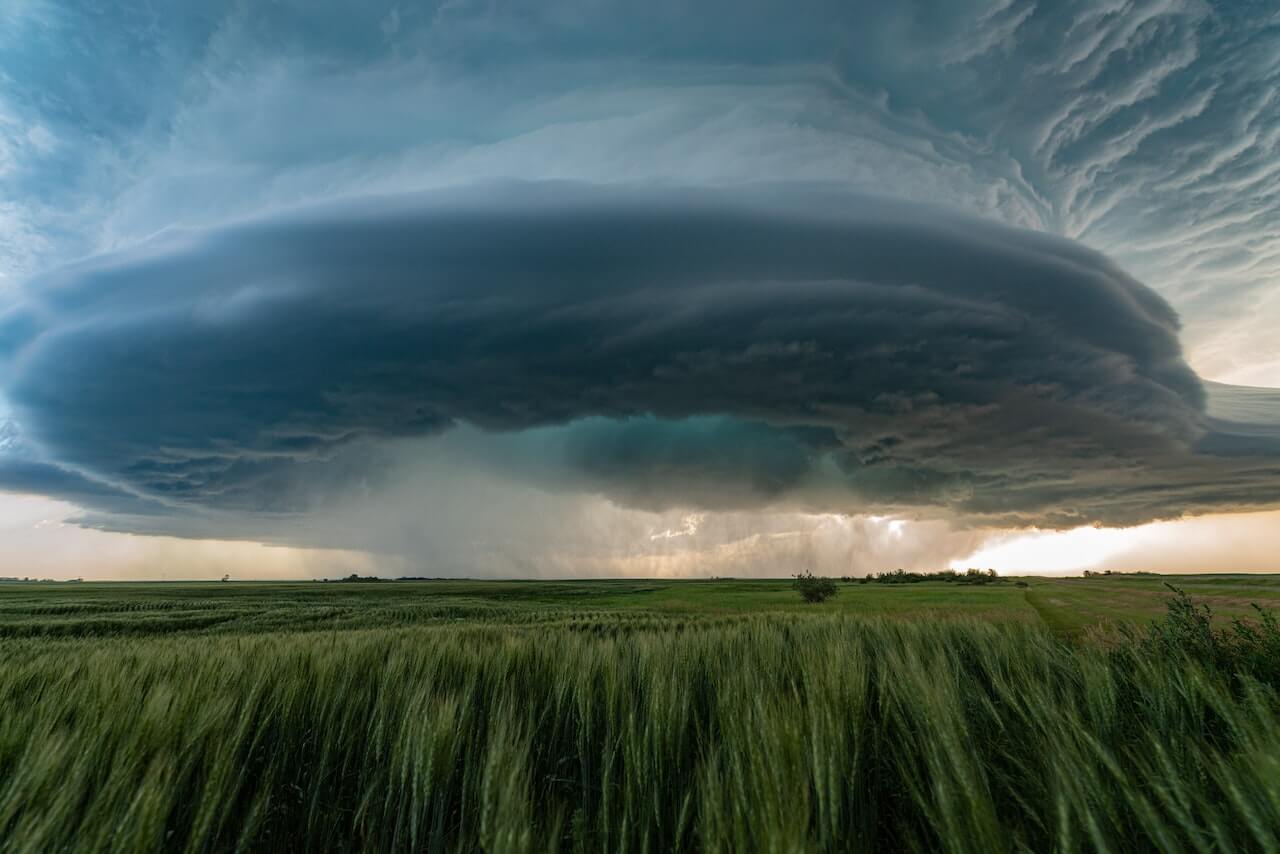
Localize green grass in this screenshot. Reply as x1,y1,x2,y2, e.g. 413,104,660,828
1025,575,1280,637
3,575,1278,639
0,577,1278,851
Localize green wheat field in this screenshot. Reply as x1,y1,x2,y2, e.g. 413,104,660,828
2,574,1279,852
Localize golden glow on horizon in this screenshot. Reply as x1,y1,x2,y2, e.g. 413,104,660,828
954,510,1280,575
951,526,1136,574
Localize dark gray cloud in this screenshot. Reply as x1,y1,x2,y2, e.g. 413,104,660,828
0,457,164,517
4,183,1277,530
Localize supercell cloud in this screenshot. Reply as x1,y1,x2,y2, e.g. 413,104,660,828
3,184,1279,536
2,0,1280,573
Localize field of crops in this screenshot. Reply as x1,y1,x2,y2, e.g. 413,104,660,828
1,576,1278,852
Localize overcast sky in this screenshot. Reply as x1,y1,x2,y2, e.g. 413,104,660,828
3,0,1280,579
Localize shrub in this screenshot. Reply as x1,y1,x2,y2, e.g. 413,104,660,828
1132,584,1280,686
792,571,838,603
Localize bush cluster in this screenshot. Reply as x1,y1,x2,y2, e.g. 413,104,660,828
792,570,838,603
846,568,1002,585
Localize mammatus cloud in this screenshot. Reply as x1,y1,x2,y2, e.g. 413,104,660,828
3,184,1279,546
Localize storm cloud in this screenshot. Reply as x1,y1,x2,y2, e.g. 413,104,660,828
3,183,1276,532
7,0,1280,385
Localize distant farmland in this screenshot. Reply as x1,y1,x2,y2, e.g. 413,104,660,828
0,576,1277,851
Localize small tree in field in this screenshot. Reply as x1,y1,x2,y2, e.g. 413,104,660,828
792,571,838,604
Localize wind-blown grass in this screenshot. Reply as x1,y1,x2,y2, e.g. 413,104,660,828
0,597,1277,852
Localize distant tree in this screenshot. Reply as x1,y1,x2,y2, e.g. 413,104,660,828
792,571,838,604
221,574,230,583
